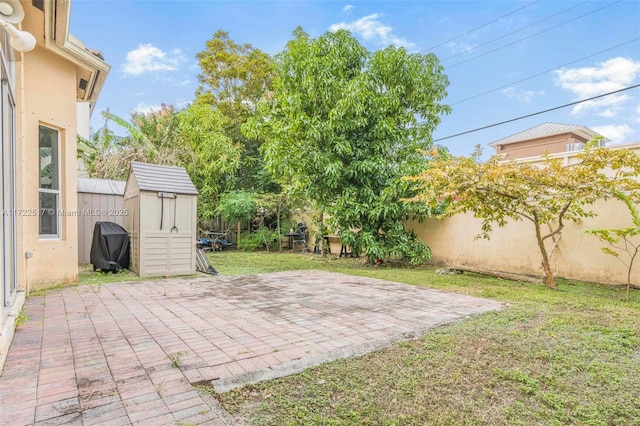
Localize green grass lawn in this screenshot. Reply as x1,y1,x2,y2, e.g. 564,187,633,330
203,251,640,425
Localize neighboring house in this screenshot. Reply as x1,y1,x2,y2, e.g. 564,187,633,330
489,122,608,160
1,0,109,371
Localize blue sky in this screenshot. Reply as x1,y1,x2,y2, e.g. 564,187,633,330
70,0,640,157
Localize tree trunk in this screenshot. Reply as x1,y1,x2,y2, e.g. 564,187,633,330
451,265,542,284
534,220,556,288
319,211,326,256
627,247,638,301
237,220,241,249
276,203,282,252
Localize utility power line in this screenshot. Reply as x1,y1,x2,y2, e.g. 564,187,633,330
434,84,640,142
446,0,622,69
450,38,640,106
423,1,540,52
440,1,590,62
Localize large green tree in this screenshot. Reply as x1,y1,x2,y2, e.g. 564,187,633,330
195,29,275,191
408,142,640,288
244,28,450,264
177,103,242,223
130,104,181,164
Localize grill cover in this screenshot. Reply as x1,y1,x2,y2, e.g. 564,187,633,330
90,222,130,272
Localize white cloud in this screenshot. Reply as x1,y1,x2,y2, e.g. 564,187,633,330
131,102,162,115
446,41,474,55
329,13,414,48
591,124,633,143
342,4,354,14
553,57,640,116
571,94,630,116
175,99,191,109
123,44,185,76
501,87,545,103
599,109,617,118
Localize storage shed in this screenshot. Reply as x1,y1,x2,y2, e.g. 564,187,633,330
77,178,126,264
123,162,198,277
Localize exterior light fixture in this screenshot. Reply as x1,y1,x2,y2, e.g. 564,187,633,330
0,0,36,52
0,0,23,22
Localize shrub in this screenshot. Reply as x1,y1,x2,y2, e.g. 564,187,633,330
240,227,280,252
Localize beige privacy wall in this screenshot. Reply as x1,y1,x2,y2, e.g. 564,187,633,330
408,143,640,286
408,196,639,285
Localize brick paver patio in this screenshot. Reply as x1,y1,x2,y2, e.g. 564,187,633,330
0,271,503,425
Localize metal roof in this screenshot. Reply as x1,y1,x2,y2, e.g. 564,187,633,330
129,162,198,195
77,177,125,195
489,122,607,147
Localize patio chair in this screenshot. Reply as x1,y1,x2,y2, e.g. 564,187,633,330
198,229,233,251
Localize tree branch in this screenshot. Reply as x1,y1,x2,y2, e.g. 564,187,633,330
542,201,572,241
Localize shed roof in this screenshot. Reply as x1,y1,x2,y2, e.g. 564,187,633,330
489,122,608,147
129,162,198,195
77,177,125,195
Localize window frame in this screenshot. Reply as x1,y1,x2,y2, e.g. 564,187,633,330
1,32,17,311
38,124,61,239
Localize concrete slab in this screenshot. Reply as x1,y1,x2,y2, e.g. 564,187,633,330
0,271,503,424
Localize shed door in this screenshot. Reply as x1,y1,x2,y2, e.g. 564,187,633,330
141,195,195,276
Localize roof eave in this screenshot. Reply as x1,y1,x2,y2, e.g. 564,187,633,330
489,126,609,147
44,0,110,114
